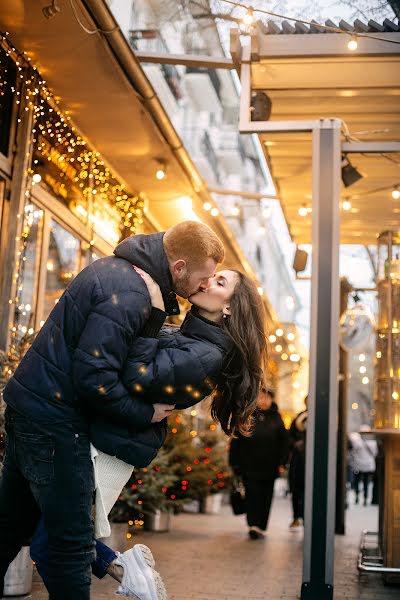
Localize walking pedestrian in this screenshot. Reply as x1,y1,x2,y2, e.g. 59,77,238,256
348,425,377,506
229,388,288,539
288,399,308,529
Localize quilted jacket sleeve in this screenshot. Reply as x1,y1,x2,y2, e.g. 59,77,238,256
122,335,222,409
73,281,155,429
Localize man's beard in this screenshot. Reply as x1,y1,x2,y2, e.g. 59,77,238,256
174,272,192,299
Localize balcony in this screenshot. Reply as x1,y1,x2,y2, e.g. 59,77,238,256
184,68,222,112
217,130,247,172
182,129,221,184
129,30,183,102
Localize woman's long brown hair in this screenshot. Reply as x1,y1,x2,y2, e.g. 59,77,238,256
210,271,268,437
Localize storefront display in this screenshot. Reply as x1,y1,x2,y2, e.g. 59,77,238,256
375,231,400,429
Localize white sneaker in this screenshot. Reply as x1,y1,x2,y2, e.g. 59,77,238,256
114,544,167,600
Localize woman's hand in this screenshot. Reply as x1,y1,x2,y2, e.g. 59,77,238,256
151,403,175,423
134,266,165,311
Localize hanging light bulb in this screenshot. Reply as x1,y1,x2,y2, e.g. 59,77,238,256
155,159,167,180
242,7,255,26
298,205,308,217
347,34,358,51
342,200,352,211
392,186,400,200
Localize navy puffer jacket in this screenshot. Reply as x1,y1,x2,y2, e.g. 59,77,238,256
4,233,179,429
90,310,233,466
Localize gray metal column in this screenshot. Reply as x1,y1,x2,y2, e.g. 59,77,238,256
301,120,341,599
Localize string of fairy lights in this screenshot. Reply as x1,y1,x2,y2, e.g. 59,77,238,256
0,31,144,352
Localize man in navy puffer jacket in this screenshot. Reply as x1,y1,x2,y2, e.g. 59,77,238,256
0,221,224,600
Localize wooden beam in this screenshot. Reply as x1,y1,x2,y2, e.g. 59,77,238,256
135,51,234,69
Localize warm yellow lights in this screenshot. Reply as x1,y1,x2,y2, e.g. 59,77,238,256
290,353,301,362
298,205,308,217
359,366,366,374
347,34,358,51
362,376,369,385
203,202,212,211
242,8,255,26
392,187,400,200
392,391,399,400
32,173,42,183
342,200,352,211
281,353,288,361
352,402,359,410
210,207,219,217
231,205,240,217
155,160,167,180
269,334,276,343
275,344,283,353
257,286,264,296
287,332,295,341
276,328,284,337
359,354,366,362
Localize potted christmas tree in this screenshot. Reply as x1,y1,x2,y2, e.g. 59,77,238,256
111,447,181,532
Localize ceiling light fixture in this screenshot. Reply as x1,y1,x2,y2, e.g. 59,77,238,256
250,91,272,122
342,200,352,211
392,186,400,200
42,0,60,19
341,155,363,188
155,159,167,181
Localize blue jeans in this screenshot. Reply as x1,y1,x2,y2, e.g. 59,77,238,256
31,518,117,583
0,408,95,600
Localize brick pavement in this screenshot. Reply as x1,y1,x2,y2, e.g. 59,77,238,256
9,495,400,600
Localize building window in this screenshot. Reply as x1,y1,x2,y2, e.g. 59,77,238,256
15,204,44,338
43,220,80,320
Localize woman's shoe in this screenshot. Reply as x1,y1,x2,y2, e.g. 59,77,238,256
115,544,167,599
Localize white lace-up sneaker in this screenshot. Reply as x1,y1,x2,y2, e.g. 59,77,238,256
114,544,167,600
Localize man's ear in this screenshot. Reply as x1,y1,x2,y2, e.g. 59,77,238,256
172,259,186,276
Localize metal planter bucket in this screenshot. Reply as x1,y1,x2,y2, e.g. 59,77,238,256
144,510,171,532
4,547,33,596
200,493,223,515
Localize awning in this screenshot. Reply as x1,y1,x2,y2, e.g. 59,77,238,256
232,19,400,244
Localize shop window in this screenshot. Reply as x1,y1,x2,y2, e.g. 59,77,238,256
0,48,16,157
43,220,80,320
15,204,44,338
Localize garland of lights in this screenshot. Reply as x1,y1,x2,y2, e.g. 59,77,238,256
0,32,145,352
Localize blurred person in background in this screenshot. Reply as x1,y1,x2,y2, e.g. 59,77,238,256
229,388,289,540
348,425,377,506
288,398,308,529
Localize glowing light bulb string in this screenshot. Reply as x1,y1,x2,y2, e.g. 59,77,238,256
221,0,400,46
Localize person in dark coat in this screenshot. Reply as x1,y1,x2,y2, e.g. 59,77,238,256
16,261,270,598
229,388,289,539
288,398,308,529
0,221,225,600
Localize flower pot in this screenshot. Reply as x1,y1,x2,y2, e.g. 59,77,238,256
144,510,171,532
3,546,33,596
200,493,223,515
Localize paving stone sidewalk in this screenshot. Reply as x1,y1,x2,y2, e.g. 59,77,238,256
12,495,400,600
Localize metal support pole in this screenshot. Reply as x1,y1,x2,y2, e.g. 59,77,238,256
335,278,352,535
301,121,341,600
